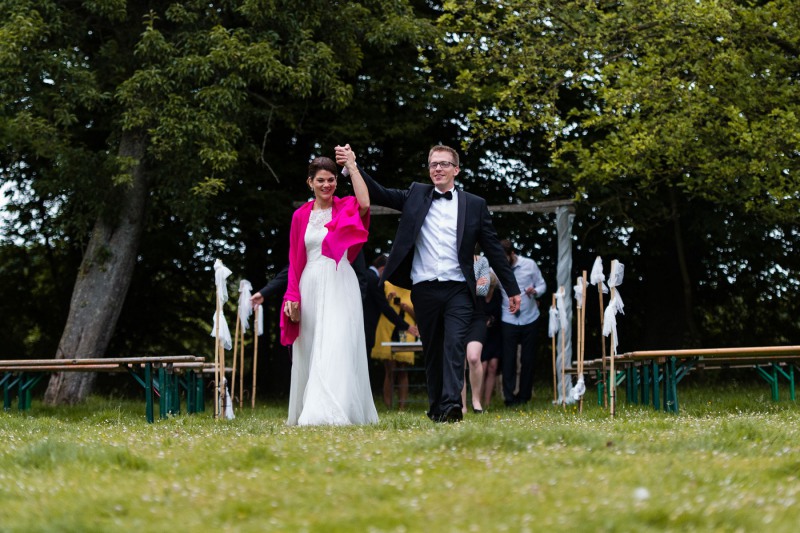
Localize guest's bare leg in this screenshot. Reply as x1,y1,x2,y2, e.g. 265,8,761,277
397,366,409,409
383,360,396,408
466,340,484,411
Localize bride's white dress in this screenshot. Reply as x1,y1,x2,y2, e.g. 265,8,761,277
287,207,379,426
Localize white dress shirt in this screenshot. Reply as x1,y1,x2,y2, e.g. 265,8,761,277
411,188,466,285
500,255,546,325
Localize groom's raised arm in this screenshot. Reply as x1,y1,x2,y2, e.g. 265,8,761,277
335,144,407,211
357,164,407,212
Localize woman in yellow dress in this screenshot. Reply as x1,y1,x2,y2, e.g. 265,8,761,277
372,281,417,408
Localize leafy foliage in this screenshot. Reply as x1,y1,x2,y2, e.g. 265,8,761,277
436,0,800,349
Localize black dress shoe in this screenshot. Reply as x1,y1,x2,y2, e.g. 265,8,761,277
472,407,484,414
442,406,463,423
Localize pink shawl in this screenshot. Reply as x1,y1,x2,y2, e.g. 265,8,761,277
280,196,369,346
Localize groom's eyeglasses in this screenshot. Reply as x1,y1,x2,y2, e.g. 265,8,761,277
428,161,456,169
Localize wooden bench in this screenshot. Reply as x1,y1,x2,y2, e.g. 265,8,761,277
578,346,800,413
0,355,207,423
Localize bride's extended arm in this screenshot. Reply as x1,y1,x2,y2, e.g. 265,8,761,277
336,144,369,216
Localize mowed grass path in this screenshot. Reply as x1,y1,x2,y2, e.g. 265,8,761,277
1,382,798,532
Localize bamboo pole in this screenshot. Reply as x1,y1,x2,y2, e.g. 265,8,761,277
609,261,618,418
579,271,588,413
551,293,557,403
214,291,221,420
251,305,260,409
598,281,607,409
218,338,226,419
239,322,245,410
231,314,241,409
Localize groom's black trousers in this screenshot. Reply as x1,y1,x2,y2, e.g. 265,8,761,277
410,280,473,419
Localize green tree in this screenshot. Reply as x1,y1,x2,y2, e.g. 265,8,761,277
436,0,800,348
0,0,431,403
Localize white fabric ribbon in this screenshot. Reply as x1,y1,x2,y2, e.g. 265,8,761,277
214,259,233,303
220,378,235,420
571,377,586,401
555,287,568,333
212,308,233,350
548,305,559,338
573,276,584,309
608,261,625,288
602,291,625,350
255,303,264,336
238,280,253,332
590,256,609,294
211,259,233,350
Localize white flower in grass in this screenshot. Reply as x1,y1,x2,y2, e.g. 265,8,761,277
633,486,651,501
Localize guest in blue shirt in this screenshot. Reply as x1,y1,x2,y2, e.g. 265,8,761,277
498,239,547,406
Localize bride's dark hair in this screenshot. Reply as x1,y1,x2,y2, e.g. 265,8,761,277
308,156,338,179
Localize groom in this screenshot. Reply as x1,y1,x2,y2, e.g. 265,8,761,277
336,144,521,422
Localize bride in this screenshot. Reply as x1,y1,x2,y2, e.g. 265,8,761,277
280,148,378,426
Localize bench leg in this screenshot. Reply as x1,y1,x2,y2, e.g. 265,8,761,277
196,373,205,412
145,362,154,423
755,365,779,402
595,369,604,406
771,364,779,402
665,357,679,413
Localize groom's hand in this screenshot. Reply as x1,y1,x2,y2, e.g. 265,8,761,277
508,294,521,314
335,144,355,168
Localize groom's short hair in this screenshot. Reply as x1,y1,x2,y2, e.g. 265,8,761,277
428,145,460,167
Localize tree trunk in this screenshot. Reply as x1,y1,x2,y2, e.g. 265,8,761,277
44,130,148,405
670,187,699,343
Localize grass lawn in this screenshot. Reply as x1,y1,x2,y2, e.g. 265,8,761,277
1,381,798,532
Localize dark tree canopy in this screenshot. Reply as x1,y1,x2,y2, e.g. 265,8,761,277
2,0,799,401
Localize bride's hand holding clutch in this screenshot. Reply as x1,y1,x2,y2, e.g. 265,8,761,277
284,300,299,323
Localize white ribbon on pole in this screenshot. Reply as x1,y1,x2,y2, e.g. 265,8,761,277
573,276,584,309
590,256,608,294
211,259,233,350
571,377,586,402
548,305,559,338
214,259,232,303
602,291,625,350
220,378,235,420
608,262,625,288
212,308,233,350
255,303,264,336
238,280,253,332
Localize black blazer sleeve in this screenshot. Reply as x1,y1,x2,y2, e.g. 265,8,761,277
367,273,409,329
258,265,289,300
352,250,369,301
358,164,409,210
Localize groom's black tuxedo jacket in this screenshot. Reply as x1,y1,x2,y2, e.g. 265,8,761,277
360,167,520,301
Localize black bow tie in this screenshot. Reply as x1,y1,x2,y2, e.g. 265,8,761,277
432,190,453,201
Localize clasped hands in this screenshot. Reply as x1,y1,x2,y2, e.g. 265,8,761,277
334,144,356,170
